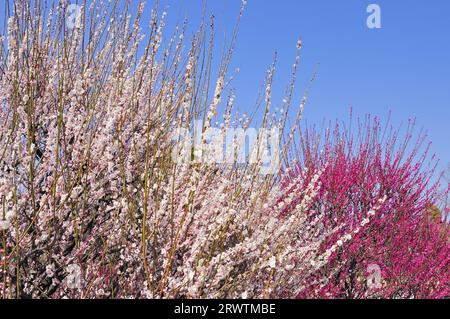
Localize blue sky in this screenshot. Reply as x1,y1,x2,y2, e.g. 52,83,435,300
2,1,449,175
159,0,450,175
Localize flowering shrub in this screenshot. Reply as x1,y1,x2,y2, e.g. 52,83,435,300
286,118,449,298
0,1,448,299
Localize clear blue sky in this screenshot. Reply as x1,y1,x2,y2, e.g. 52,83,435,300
160,0,450,175
2,1,449,174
